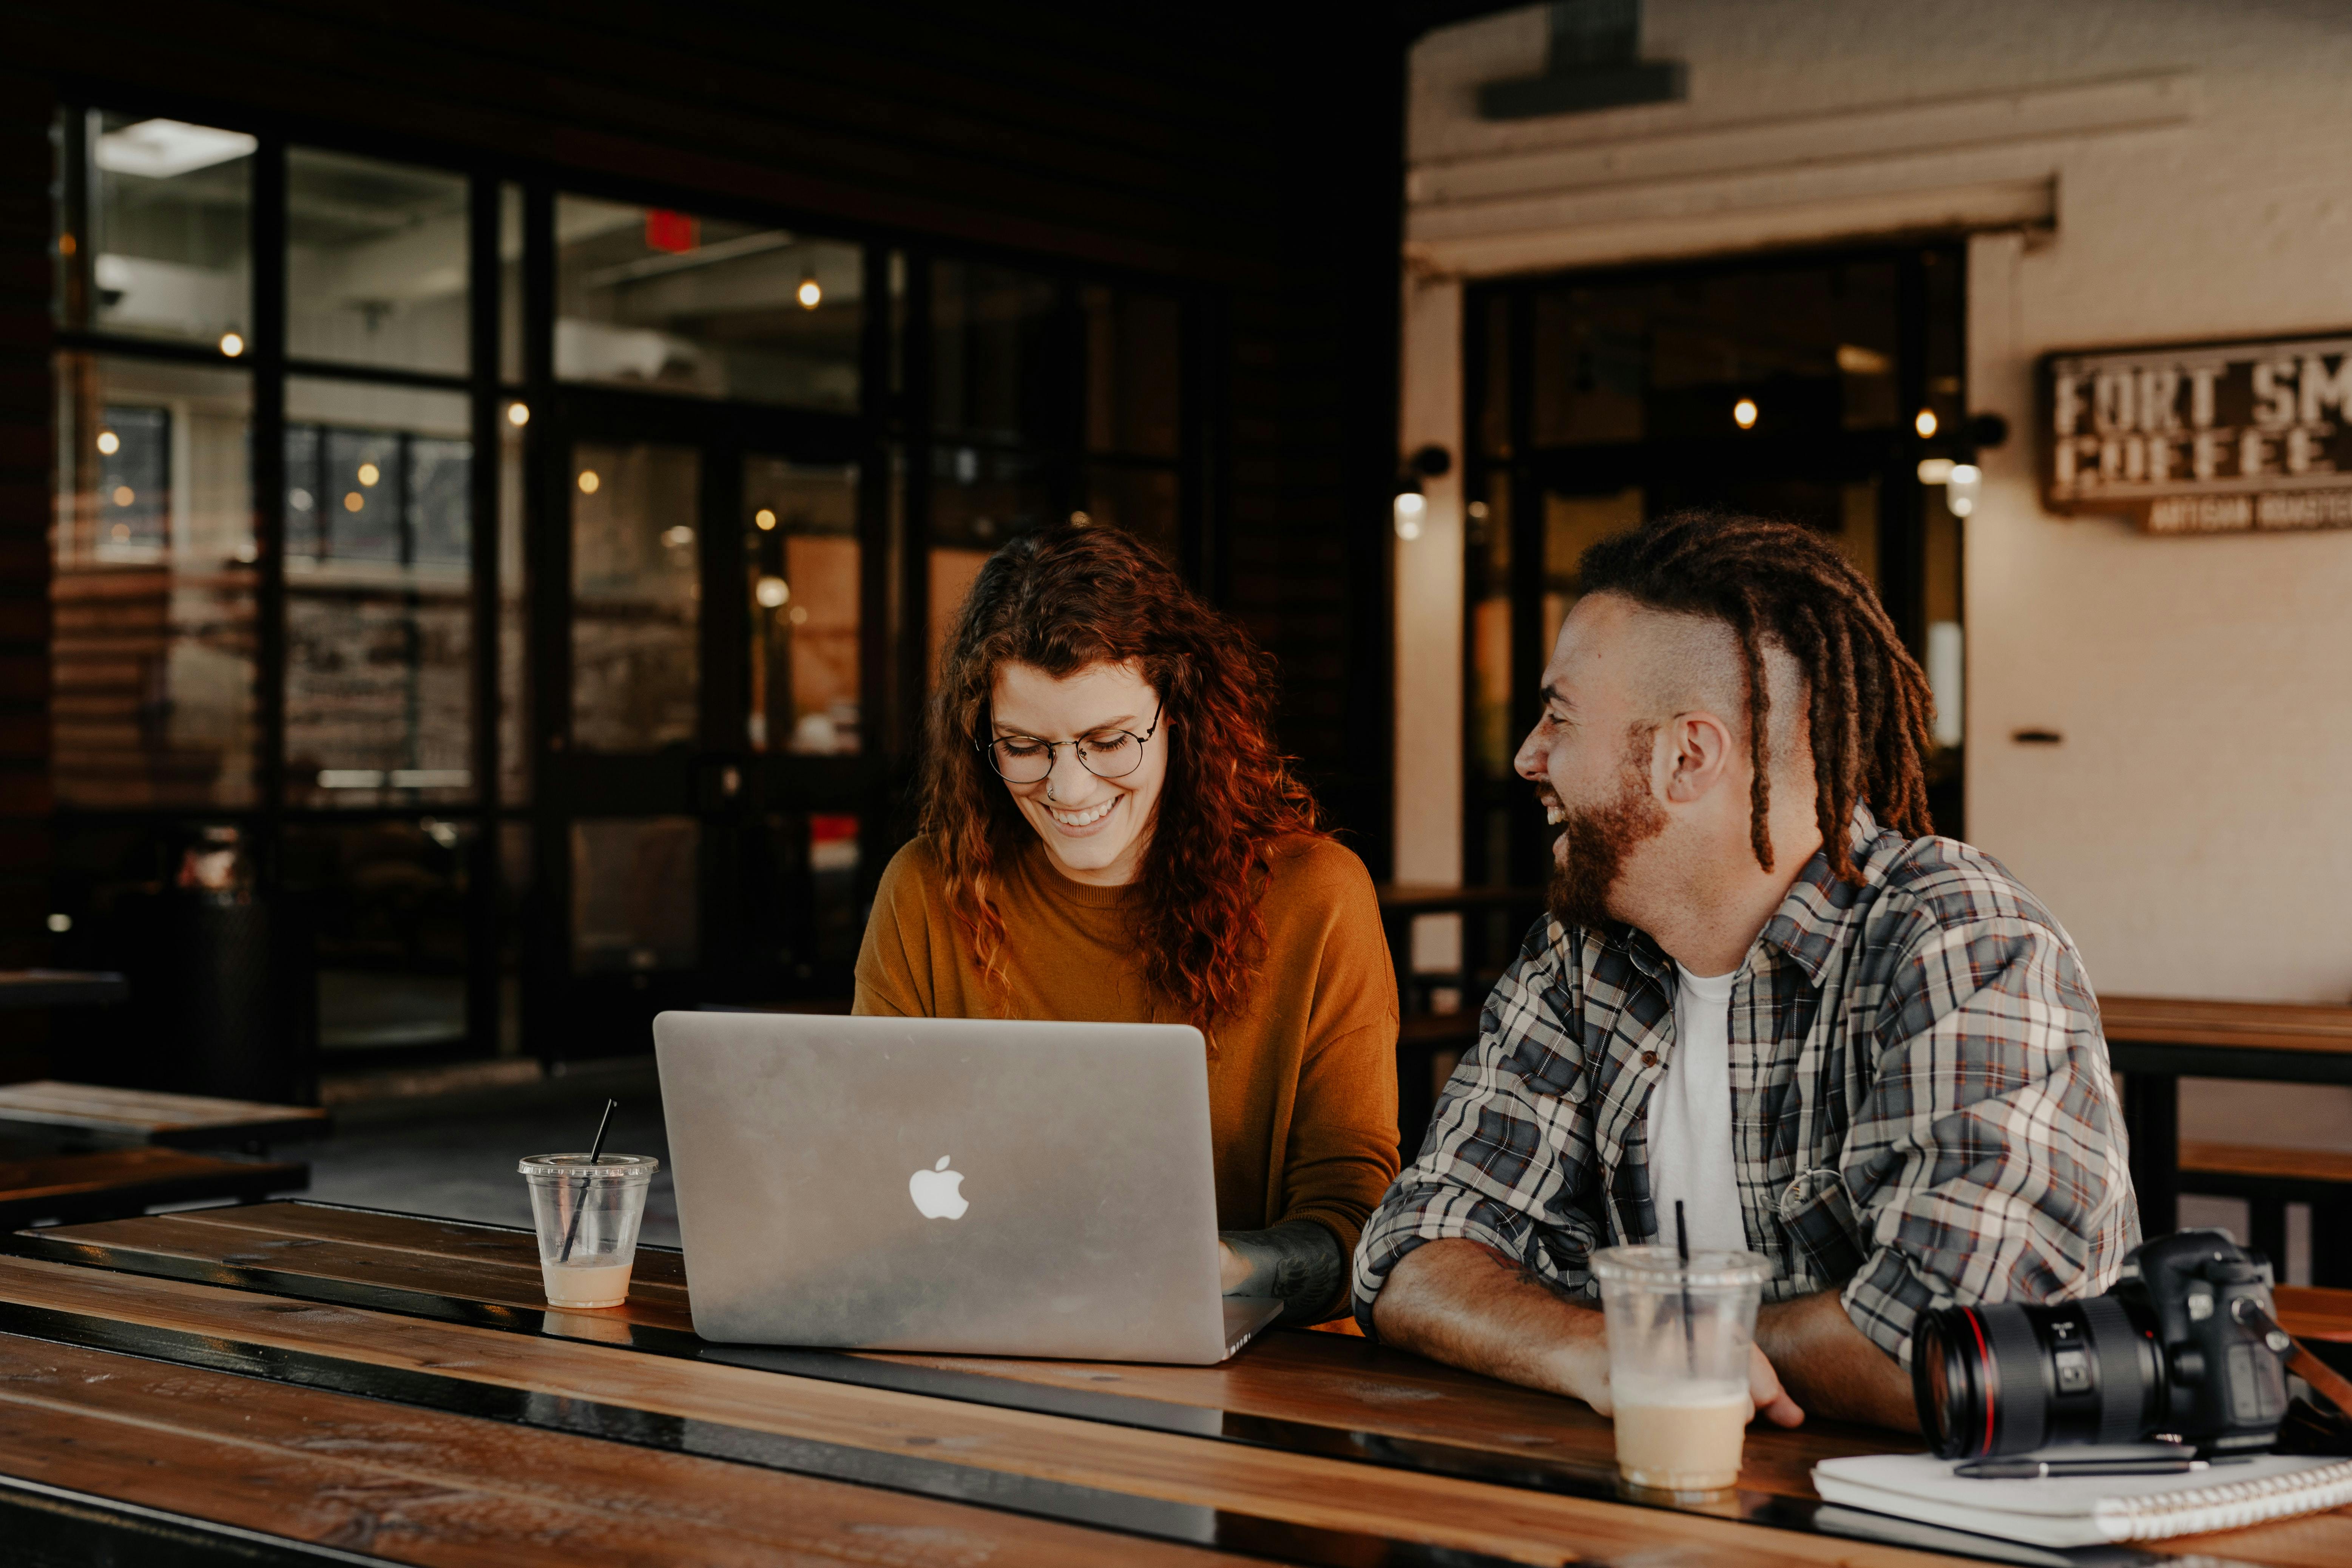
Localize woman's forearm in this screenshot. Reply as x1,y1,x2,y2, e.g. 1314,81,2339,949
1219,1219,1349,1323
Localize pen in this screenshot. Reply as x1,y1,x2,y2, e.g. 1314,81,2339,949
1955,1458,2208,1480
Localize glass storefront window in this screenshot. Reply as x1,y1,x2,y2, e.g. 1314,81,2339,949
928,444,1050,673
572,817,699,973
284,379,473,807
743,457,860,755
52,353,258,807
1529,260,1903,446
1478,292,1511,459
1540,486,1644,657
499,184,526,385
288,148,469,375
70,113,254,350
553,196,861,410
1468,480,1512,787
498,407,529,803
571,442,700,752
285,820,472,1055
934,261,1061,444
742,811,863,984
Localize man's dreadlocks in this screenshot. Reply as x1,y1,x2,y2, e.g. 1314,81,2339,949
1577,509,1936,884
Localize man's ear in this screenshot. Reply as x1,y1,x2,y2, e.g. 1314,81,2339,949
1660,710,1736,804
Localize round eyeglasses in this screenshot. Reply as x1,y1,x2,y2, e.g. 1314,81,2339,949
981,702,1163,784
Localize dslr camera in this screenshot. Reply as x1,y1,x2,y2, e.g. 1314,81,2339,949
1912,1230,2290,1459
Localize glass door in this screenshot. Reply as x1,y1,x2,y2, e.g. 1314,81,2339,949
1464,243,1969,895
533,389,878,1058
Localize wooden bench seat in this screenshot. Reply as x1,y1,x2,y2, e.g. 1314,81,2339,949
0,1147,308,1228
0,1081,330,1150
2179,1139,2352,1288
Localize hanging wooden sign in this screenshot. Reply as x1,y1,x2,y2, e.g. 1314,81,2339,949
2042,332,2352,534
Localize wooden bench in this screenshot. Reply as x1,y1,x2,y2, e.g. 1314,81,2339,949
0,971,127,1010
0,1081,331,1152
0,1147,307,1228
2181,1139,2352,1289
2097,995,2352,1239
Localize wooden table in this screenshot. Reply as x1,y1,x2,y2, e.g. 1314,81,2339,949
0,969,127,1009
2,1202,2346,1567
2097,996,2352,1241
0,1079,331,1150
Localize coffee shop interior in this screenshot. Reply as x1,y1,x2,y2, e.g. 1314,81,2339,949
5,2,2352,1564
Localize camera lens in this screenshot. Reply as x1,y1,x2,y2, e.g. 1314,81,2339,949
1913,1298,2162,1458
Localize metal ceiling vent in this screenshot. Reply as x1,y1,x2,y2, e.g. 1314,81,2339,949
1478,0,1687,120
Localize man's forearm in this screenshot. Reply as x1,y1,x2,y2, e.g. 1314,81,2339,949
1754,1288,1918,1431
1368,1238,1609,1405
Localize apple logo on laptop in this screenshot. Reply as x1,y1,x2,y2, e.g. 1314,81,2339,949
909,1155,968,1220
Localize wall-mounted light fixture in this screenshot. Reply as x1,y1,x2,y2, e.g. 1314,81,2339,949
1394,444,1452,540
1914,412,2008,518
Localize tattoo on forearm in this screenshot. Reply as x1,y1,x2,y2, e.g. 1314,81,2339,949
1475,1242,1579,1303
1221,1220,1347,1323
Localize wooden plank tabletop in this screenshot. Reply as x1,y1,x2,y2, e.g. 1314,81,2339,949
13,1202,2352,1567
0,1080,332,1147
0,1251,2005,1568
0,1325,1250,1568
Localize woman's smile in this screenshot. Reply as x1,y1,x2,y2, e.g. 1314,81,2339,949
1046,796,1119,832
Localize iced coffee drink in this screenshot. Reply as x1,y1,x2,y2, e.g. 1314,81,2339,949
1591,1245,1769,1499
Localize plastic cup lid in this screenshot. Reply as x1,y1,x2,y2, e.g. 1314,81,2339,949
518,1153,659,1181
1589,1244,1768,1288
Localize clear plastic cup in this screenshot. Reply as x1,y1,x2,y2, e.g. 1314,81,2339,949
1590,1245,1770,1498
519,1153,659,1309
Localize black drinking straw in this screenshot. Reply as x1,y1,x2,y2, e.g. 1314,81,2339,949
556,1098,619,1265
1674,1199,1697,1375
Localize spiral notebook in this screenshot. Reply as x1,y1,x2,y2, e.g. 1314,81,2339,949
1812,1452,2352,1547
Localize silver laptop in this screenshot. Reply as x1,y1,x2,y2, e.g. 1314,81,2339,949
652,1010,1283,1363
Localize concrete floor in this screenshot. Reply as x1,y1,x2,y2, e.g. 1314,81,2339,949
298,1058,682,1248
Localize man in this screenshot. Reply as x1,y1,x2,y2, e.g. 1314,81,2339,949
1355,511,2136,1430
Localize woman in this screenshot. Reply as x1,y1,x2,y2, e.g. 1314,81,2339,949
855,523,1398,1325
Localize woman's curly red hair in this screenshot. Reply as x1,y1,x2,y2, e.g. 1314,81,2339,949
918,524,1323,1025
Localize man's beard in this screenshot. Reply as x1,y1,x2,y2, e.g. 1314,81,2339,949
1545,745,1667,932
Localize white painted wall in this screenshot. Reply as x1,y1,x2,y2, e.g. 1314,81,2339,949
1401,0,2352,1012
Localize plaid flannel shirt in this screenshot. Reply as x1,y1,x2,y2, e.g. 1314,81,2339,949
1353,806,2140,1366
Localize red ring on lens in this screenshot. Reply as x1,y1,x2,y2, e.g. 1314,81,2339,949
1962,1307,1994,1455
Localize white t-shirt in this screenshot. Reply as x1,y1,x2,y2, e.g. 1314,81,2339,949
1648,962,1748,1255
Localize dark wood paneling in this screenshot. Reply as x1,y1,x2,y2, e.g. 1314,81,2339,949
0,73,51,1011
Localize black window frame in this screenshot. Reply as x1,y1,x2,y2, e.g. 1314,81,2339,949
48,95,1218,1069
